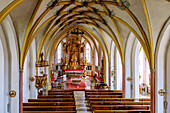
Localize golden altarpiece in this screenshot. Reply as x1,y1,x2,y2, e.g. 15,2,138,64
60,28,88,77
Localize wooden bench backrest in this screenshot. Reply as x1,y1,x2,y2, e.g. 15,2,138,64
90,101,150,106
91,105,150,111
23,106,76,111
23,102,75,106
23,111,77,113
87,95,122,98
39,92,73,95
86,92,122,95
85,90,122,92
94,110,150,113
28,98,74,102
89,98,150,102
38,95,74,98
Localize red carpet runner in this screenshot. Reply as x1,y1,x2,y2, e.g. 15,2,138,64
67,78,86,90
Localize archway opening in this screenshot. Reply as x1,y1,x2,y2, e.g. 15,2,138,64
138,47,150,98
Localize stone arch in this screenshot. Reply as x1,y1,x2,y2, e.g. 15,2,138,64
125,32,136,98
1,15,19,113
0,34,5,113
155,18,170,113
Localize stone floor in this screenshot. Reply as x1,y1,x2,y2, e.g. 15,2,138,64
74,91,92,113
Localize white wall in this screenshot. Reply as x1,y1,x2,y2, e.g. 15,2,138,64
165,40,170,113
0,40,5,113
116,49,122,90
125,32,136,98
155,23,170,113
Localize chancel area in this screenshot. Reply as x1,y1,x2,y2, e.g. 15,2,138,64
0,0,170,113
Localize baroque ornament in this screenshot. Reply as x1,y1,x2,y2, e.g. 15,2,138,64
158,89,166,96
117,0,130,10
9,90,16,98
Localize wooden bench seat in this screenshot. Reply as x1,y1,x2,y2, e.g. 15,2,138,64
48,89,73,92
28,98,74,102
91,105,150,111
23,102,75,106
23,111,77,113
37,95,74,98
94,110,150,113
88,98,150,102
39,92,73,95
90,101,150,106
85,89,122,93
23,106,76,111
87,95,122,99
86,92,122,95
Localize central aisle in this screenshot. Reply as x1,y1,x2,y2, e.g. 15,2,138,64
74,91,92,113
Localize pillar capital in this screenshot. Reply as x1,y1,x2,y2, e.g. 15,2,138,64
150,68,155,72
19,69,23,73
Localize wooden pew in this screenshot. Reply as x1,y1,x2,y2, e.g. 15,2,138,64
91,105,150,111
90,101,150,105
87,95,122,98
37,95,74,98
94,110,150,113
88,98,150,102
23,106,76,111
39,92,73,95
85,89,122,93
23,111,77,113
28,98,74,102
86,92,122,95
48,89,73,92
23,102,75,106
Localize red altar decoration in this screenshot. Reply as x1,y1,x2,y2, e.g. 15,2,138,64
95,77,103,82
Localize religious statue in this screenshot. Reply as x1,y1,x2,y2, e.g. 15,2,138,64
61,58,63,63
85,58,87,65
71,54,77,61
40,52,44,61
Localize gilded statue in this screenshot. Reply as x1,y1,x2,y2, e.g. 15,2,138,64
71,54,77,61
85,58,87,65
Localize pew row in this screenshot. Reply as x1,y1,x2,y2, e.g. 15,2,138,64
88,98,150,102
94,110,150,113
23,106,76,111
39,92,73,95
28,98,74,102
91,105,150,111
37,95,74,98
89,101,150,107
23,111,77,113
23,102,75,106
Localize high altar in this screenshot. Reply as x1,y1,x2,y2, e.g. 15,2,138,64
61,28,87,78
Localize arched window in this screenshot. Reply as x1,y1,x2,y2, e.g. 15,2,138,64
85,43,91,62
57,43,62,63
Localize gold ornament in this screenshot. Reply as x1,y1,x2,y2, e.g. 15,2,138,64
127,77,132,82
158,89,165,96
9,90,16,98
30,77,35,82
40,71,44,74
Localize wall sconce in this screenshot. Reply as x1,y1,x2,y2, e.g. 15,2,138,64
30,77,35,82
127,77,132,82
111,71,115,76
9,90,16,98
158,89,165,96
